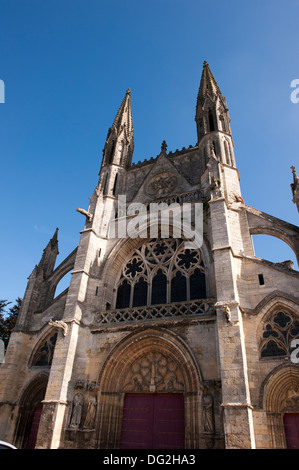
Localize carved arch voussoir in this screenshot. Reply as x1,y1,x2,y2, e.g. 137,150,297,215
98,327,202,394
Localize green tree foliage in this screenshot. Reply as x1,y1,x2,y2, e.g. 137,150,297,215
0,298,22,348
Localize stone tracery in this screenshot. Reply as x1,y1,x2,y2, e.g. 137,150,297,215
116,238,206,309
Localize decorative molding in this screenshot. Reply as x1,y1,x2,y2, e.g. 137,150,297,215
95,299,215,326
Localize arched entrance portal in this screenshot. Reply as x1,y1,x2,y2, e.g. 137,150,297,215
14,374,48,449
263,365,299,448
96,328,203,449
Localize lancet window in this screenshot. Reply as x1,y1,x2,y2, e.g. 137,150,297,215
115,238,206,309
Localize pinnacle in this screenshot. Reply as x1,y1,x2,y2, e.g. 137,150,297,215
112,89,133,135
197,61,222,105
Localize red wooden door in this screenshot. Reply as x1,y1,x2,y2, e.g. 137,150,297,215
284,413,299,449
120,393,185,449
26,406,43,449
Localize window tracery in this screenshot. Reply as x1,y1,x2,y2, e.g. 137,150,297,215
31,332,58,367
260,310,299,358
116,238,206,309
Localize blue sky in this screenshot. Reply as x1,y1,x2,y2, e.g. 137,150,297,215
0,0,298,305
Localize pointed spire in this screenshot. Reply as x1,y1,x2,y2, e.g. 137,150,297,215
102,89,134,168
38,228,59,278
196,61,223,108
111,88,134,142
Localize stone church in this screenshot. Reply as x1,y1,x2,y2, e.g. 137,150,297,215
0,61,299,450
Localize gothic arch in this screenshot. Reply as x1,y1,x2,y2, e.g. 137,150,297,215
14,372,49,448
261,364,299,448
101,235,213,312
256,293,299,337
28,327,58,368
96,327,203,448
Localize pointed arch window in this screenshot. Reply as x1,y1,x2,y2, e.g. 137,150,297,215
31,332,58,367
151,269,167,305
260,310,299,358
115,239,206,309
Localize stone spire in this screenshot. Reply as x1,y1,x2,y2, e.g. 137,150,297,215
196,61,223,108
38,227,59,279
102,88,134,169
195,61,235,167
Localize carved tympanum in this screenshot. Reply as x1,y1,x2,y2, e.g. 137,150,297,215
123,351,184,393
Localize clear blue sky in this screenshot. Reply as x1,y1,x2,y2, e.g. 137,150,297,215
0,0,298,305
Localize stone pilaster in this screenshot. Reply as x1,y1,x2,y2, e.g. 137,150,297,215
209,192,255,448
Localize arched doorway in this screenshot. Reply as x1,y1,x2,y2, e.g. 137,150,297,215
263,366,299,448
95,328,203,449
14,374,48,449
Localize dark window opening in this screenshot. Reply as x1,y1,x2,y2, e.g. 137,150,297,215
190,268,206,300
258,274,265,285
208,112,215,132
171,271,187,302
151,269,167,305
132,277,148,307
116,280,131,309
108,140,115,164
113,173,118,196
261,340,286,357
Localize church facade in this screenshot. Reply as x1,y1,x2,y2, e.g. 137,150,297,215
0,62,299,449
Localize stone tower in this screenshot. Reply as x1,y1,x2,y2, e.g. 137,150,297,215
0,62,299,450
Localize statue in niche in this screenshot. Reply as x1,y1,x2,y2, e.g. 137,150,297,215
202,394,215,434
83,395,97,430
69,393,84,429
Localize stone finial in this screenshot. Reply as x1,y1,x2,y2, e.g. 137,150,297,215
161,140,167,152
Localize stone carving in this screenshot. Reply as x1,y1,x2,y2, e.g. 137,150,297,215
69,393,84,429
281,385,299,412
123,351,184,393
146,172,178,198
76,207,93,222
202,393,215,434
223,305,233,325
68,380,98,431
83,395,97,430
49,319,68,337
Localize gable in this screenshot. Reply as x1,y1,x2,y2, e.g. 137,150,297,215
127,153,200,204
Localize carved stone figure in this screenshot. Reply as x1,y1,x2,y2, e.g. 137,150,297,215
83,395,97,430
223,305,233,325
48,319,68,337
69,393,84,429
203,394,214,434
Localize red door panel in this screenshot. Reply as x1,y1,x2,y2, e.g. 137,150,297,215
26,406,43,449
121,394,154,449
121,394,185,449
284,413,299,449
153,394,185,449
